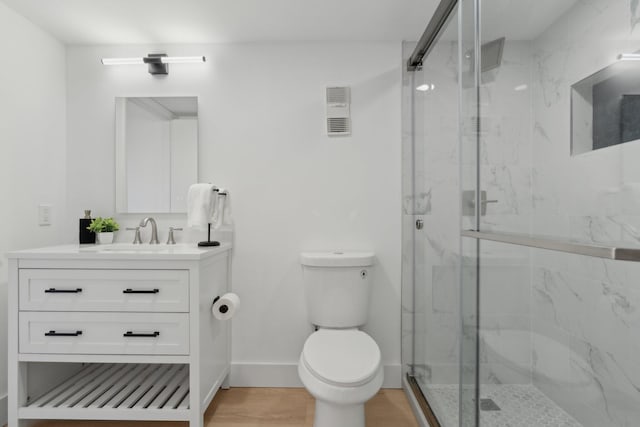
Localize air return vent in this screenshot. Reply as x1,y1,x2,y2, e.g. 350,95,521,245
326,86,351,136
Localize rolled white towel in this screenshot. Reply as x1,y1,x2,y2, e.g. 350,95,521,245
187,184,218,229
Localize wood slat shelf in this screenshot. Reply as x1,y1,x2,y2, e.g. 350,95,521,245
20,363,190,421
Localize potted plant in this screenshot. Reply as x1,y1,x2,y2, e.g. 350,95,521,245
87,217,120,244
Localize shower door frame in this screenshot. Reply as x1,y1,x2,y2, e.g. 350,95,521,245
403,0,482,426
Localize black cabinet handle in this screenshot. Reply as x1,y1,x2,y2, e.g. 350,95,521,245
45,288,82,293
123,331,160,338
45,330,82,337
122,288,159,294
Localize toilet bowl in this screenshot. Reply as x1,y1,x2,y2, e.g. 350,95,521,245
298,329,384,427
298,251,381,427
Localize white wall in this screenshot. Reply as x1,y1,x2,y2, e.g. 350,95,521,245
66,42,403,386
0,1,67,421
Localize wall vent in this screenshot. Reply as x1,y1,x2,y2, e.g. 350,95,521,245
326,86,351,136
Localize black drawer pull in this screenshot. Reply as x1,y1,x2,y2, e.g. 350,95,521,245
45,330,82,337
123,288,159,294
123,331,160,338
45,288,83,293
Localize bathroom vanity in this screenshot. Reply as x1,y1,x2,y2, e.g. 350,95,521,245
7,243,232,427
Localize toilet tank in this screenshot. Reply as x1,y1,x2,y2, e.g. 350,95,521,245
300,251,375,328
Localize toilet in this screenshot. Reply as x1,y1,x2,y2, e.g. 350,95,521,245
298,252,383,427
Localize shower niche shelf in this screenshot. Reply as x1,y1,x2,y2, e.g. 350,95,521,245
462,230,640,261
21,363,190,421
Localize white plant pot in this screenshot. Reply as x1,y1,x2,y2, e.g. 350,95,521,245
97,232,114,244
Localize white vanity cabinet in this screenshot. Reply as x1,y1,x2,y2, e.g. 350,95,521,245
7,243,233,427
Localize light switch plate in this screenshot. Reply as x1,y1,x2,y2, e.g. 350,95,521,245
38,204,52,226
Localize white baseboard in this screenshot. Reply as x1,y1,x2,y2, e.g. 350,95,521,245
231,363,303,388
0,394,6,426
230,363,402,388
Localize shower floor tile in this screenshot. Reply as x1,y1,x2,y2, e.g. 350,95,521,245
424,383,583,427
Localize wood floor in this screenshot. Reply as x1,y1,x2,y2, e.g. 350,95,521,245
30,387,419,427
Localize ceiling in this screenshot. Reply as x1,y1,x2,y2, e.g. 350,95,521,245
1,0,579,46
1,0,438,45
436,0,577,41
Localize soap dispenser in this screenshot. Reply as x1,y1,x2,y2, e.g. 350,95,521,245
79,209,96,244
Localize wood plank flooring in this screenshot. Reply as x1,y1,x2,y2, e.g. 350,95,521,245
30,387,419,427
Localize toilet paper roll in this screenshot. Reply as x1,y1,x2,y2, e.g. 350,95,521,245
212,293,240,320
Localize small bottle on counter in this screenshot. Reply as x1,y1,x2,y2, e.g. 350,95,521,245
79,209,96,244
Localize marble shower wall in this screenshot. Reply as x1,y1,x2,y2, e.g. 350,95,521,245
477,40,534,386
529,0,640,425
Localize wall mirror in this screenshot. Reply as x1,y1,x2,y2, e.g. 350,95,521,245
115,97,198,213
571,59,640,155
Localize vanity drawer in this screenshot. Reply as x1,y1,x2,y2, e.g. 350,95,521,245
19,269,189,312
19,312,189,355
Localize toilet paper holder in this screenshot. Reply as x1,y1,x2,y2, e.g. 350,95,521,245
211,292,240,320
212,296,229,314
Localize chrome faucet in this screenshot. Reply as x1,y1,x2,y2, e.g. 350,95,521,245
166,227,183,245
125,227,143,244
139,217,160,244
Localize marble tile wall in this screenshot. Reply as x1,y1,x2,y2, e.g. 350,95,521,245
528,1,640,425
477,40,534,387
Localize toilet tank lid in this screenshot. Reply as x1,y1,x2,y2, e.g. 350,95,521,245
300,252,375,267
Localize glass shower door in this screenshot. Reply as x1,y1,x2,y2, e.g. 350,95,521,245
458,0,480,425
405,1,640,426
403,3,472,426
472,0,640,426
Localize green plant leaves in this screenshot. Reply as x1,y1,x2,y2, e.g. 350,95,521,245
87,217,120,233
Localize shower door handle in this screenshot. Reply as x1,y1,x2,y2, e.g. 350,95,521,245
416,219,424,230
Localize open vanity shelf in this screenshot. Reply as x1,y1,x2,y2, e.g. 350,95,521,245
8,243,233,427
22,363,190,421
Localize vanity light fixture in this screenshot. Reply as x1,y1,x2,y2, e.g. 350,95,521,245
101,53,206,75
618,53,640,61
101,57,144,65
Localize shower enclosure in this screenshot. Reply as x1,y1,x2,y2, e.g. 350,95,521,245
402,1,640,426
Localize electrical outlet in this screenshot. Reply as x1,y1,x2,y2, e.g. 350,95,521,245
38,204,52,226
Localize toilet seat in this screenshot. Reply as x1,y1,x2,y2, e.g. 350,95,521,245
302,329,381,387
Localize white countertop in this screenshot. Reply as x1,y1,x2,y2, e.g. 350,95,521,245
8,242,232,261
